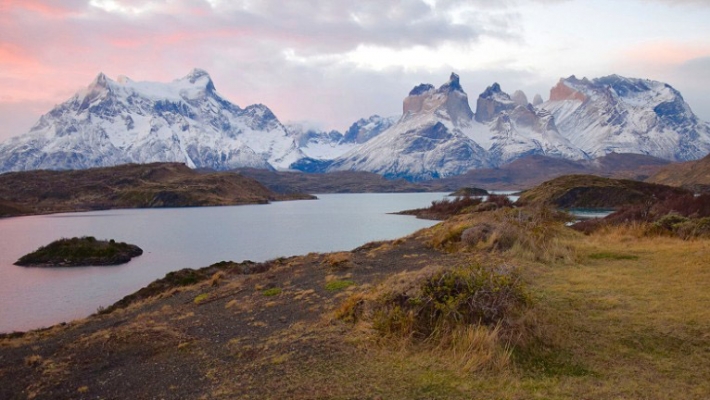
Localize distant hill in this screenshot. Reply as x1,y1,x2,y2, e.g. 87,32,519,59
236,168,427,193
517,174,690,209
646,153,710,193
420,153,670,191
0,163,313,218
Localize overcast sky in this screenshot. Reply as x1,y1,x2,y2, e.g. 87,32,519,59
1,0,709,142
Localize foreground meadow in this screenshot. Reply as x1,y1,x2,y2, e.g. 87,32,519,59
1,204,709,399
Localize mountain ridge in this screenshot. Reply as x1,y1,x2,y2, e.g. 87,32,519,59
0,70,708,182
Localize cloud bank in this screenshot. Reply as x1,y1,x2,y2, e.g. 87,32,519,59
0,0,708,141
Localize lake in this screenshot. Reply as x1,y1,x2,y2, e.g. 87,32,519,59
0,193,447,333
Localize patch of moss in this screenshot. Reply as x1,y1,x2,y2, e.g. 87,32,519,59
263,288,282,296
325,280,356,291
194,293,210,304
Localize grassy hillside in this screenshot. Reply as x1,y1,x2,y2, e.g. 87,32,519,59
2,195,709,399
0,163,314,218
647,153,710,193
517,174,690,209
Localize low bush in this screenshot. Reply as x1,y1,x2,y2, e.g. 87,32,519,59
337,264,532,372
428,196,483,217
342,264,530,340
573,193,710,239
432,207,576,262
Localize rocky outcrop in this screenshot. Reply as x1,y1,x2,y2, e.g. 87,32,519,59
549,77,588,102
511,90,529,107
474,83,516,123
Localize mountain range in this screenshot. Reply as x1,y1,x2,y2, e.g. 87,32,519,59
1,69,708,181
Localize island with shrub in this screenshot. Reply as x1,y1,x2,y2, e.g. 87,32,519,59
14,236,143,267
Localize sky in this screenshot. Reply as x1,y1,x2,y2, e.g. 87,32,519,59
1,0,709,142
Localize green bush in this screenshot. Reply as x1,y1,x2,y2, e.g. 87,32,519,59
653,213,689,232
370,265,530,341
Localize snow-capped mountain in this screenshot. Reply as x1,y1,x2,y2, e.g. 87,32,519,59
327,73,492,181
285,115,396,162
466,83,588,164
542,75,710,161
2,70,707,182
327,74,591,180
0,69,304,172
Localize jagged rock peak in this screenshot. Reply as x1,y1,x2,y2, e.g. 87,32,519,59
92,72,109,86
409,83,435,96
439,72,463,93
402,72,473,124
532,94,544,106
481,82,503,98
182,68,216,91
475,83,515,123
512,90,529,107
549,77,587,102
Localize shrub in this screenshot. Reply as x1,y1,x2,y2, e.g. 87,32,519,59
652,212,689,232
485,194,514,209
432,207,576,262
325,252,351,268
358,265,530,341
461,224,493,247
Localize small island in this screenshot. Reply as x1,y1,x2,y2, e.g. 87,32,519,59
14,236,143,267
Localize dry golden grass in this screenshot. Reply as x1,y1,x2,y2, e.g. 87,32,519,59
324,252,352,268
516,225,710,398
326,213,710,399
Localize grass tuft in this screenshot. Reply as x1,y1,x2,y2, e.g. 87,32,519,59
262,287,282,297
325,280,356,291
193,293,209,304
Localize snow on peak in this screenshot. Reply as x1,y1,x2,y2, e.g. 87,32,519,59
182,68,212,84
402,72,473,126
409,83,435,96
542,74,710,161
475,83,515,123
0,70,305,172
439,72,463,93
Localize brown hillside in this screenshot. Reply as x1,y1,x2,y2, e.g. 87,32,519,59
517,174,691,209
237,168,427,193
421,153,669,191
0,163,314,218
647,153,710,193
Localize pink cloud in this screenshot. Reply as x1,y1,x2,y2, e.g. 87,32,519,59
621,41,710,68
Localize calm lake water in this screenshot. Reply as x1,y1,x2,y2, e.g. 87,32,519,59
0,193,447,333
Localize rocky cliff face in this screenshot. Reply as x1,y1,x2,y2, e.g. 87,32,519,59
327,73,490,181
474,83,516,123
467,84,588,165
